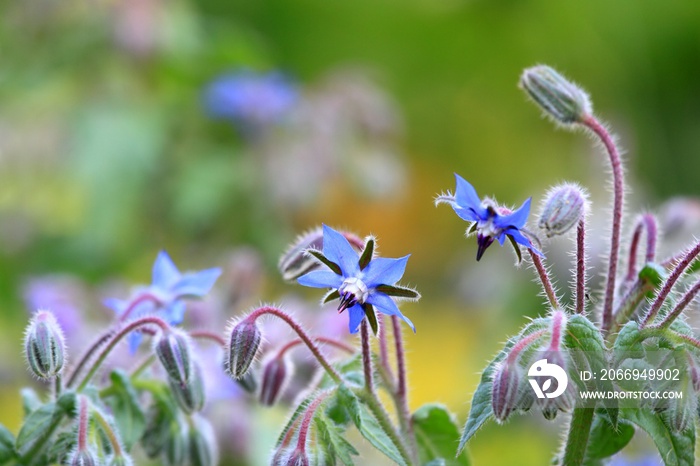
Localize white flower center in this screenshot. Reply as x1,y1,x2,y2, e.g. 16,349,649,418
339,277,369,304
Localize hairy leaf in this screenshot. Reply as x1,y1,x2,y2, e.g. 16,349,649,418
622,408,694,466
413,404,470,466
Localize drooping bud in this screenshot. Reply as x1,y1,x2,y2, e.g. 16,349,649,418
278,227,324,282
154,329,193,385
225,317,262,379
70,449,98,466
170,361,206,414
24,310,66,379
539,183,588,237
491,361,522,423
520,65,592,126
188,415,219,466
260,356,291,406
284,447,310,466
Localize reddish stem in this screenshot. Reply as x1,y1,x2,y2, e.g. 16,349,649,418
548,311,565,351
655,279,700,329
360,320,375,392
529,249,560,309
189,329,227,347
118,292,163,322
575,219,586,314
506,329,548,364
391,315,417,461
296,391,331,450
77,396,89,451
66,330,116,388
582,115,624,334
625,214,658,282
378,314,395,384
641,241,700,327
247,306,342,383
276,336,355,359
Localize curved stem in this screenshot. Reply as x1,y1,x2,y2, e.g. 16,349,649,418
248,306,343,383
506,329,548,364
75,316,170,391
66,329,117,388
654,279,700,329
610,279,654,336
296,391,331,450
392,316,419,462
625,214,658,282
575,219,587,314
277,336,355,359
188,329,226,347
91,406,124,457
77,396,89,451
582,115,624,334
641,241,700,327
529,249,560,309
562,406,595,466
360,320,375,393
118,292,163,322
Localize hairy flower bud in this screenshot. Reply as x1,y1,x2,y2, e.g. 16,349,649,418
70,450,98,466
278,227,324,282
491,361,522,423
225,318,262,379
170,361,206,414
24,310,66,379
539,184,588,237
155,329,193,385
520,65,592,126
260,356,291,406
188,415,219,466
284,448,310,466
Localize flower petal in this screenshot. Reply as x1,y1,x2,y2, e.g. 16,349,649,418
494,197,532,230
507,230,544,257
152,251,181,289
347,304,366,334
366,292,416,332
362,256,409,287
104,297,127,315
454,174,488,219
297,270,343,289
163,300,187,325
322,225,360,276
127,331,144,354
172,268,222,298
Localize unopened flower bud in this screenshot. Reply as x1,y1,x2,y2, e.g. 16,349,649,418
24,310,66,379
260,356,291,406
539,184,588,237
154,329,193,385
278,228,324,282
284,447,310,466
170,361,205,414
235,367,259,394
225,318,262,379
520,65,592,126
188,415,219,466
70,450,98,466
491,361,521,423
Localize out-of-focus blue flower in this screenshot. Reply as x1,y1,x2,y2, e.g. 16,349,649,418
105,251,221,352
436,173,541,261
203,70,297,131
608,454,662,466
297,225,419,334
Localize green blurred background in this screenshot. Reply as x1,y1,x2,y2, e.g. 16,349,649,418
2,0,700,464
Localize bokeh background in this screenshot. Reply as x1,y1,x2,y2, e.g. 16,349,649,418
2,0,700,464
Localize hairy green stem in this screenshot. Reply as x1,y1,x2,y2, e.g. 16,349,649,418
562,406,595,466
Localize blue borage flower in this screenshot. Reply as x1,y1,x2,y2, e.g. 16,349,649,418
296,225,419,334
436,173,542,261
105,251,222,353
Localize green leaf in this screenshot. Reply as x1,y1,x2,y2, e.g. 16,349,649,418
0,424,16,464
458,318,550,452
563,314,617,426
105,370,146,450
613,321,645,356
338,385,406,466
274,393,317,449
15,402,62,458
307,249,342,276
46,431,76,465
413,404,470,466
621,408,695,466
359,237,374,270
20,388,42,417
583,412,634,463
315,414,359,466
638,262,667,289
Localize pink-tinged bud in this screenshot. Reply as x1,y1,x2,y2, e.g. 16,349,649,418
24,310,66,379
225,318,262,379
539,183,588,237
278,227,324,282
491,361,522,423
278,448,310,466
259,356,291,406
154,329,193,385
170,361,205,414
520,65,592,126
70,449,98,466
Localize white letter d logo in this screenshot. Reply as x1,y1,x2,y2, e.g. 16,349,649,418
528,358,568,399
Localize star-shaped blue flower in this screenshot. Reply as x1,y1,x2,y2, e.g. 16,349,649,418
105,251,222,353
297,225,419,334
436,174,541,261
